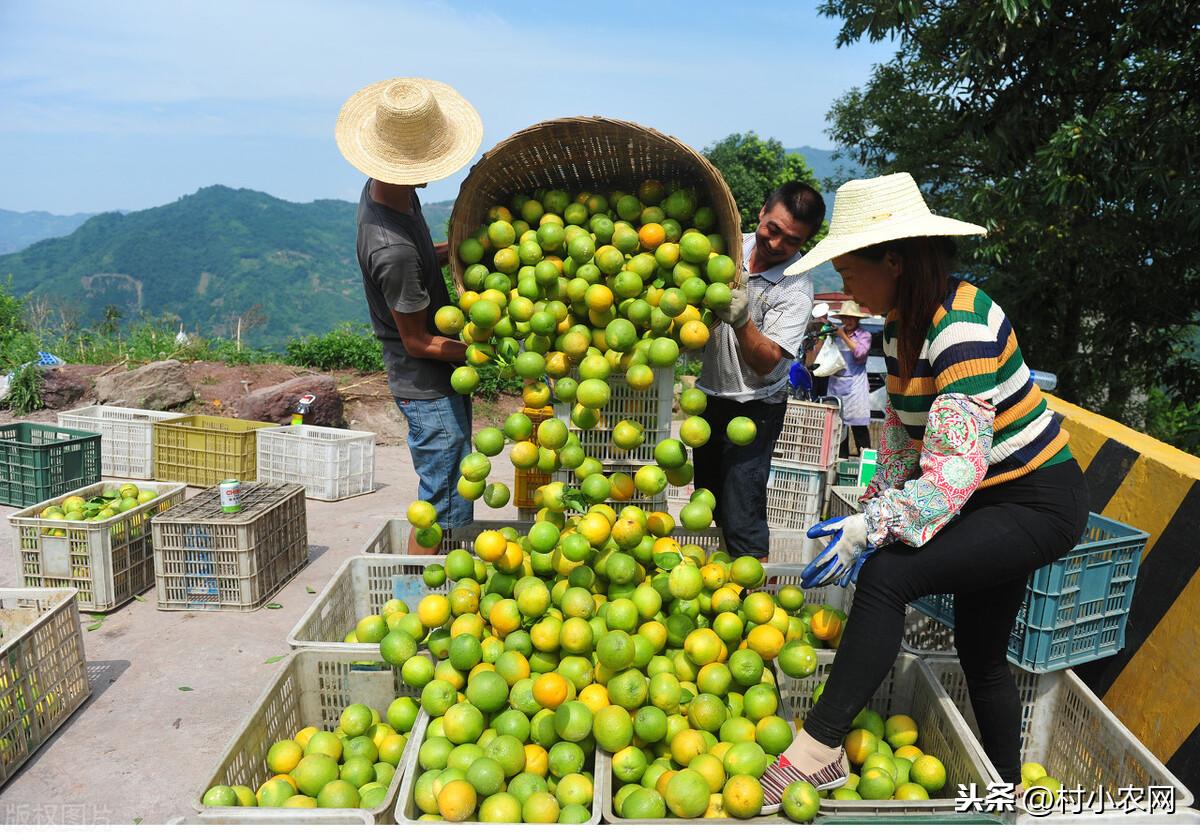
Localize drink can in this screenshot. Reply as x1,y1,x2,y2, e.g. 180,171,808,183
219,479,242,513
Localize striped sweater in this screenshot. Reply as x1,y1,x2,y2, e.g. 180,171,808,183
883,280,1071,487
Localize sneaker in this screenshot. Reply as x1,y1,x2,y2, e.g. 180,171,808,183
760,746,850,814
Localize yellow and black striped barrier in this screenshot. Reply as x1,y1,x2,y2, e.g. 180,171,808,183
1046,395,1200,798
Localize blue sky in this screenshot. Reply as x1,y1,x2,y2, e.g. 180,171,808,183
0,0,894,215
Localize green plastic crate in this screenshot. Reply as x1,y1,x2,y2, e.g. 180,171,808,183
0,423,101,507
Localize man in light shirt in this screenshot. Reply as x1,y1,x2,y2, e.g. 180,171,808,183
695,181,825,560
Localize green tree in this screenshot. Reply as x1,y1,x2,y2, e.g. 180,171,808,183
821,0,1200,434
704,133,827,242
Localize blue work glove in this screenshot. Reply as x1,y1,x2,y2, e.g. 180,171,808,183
802,514,875,588
789,361,812,392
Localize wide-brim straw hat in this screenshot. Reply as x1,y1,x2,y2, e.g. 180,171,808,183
786,172,986,276
837,300,869,319
336,77,482,185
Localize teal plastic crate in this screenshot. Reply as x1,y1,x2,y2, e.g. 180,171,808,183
0,423,101,507
913,512,1146,672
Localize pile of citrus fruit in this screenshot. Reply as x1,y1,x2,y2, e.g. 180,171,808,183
35,483,160,537
438,181,761,511
446,180,734,400
336,504,859,822
793,682,948,802
201,698,418,810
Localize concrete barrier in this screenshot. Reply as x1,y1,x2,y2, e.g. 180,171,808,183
1046,395,1200,801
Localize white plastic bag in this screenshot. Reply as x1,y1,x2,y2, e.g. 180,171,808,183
813,338,847,377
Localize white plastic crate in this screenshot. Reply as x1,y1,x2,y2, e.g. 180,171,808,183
553,366,673,465
57,405,184,479
773,399,842,470
924,657,1194,821
0,588,91,787
766,460,826,530
255,425,376,502
193,649,419,824
777,651,1000,817
363,519,531,557
288,555,447,654
395,711,602,824
9,480,187,612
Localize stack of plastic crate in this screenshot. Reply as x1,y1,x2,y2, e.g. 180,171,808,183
531,367,677,520
766,399,841,531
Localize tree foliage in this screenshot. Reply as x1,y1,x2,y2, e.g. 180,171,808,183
704,133,827,243
822,0,1200,434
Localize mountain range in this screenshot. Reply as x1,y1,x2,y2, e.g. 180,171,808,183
0,148,852,347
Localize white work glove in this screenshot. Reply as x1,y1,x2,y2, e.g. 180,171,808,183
802,514,875,588
713,287,750,329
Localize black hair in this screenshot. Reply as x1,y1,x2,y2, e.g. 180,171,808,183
851,236,958,382
763,181,826,232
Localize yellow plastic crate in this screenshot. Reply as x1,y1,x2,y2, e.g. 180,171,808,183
513,406,554,510
152,415,275,486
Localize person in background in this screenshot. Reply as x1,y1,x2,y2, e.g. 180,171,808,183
336,77,483,554
695,181,826,561
824,300,873,456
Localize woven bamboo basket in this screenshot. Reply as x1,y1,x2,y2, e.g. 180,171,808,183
448,116,743,292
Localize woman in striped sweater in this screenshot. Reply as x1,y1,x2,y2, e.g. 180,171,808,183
761,173,1089,807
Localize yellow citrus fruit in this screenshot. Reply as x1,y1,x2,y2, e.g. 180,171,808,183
810,608,844,642
746,624,785,660
722,774,764,819
266,739,303,774
293,726,318,750
884,714,919,749
417,594,451,628
524,743,549,776
679,320,709,349
474,530,508,563
844,729,879,766
579,683,610,713
532,672,570,710
437,778,477,821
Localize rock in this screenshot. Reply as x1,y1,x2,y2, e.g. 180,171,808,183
236,375,344,427
40,367,93,410
95,360,194,410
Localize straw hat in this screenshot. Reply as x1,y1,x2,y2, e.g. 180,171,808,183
837,300,869,319
786,172,985,276
336,77,482,185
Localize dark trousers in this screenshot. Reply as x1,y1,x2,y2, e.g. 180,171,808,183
803,459,1090,784
839,424,872,458
692,395,787,559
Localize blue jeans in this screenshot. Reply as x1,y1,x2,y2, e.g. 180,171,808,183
395,395,474,529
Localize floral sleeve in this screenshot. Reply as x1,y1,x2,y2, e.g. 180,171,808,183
858,403,921,504
861,393,995,548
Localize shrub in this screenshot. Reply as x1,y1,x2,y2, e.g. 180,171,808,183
285,323,383,372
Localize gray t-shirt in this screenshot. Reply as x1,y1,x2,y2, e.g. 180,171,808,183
357,181,455,400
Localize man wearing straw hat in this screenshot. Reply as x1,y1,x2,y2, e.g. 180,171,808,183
336,77,483,554
694,181,827,561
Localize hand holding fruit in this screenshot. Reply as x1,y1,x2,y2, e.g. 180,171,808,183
713,287,750,329
803,515,875,589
